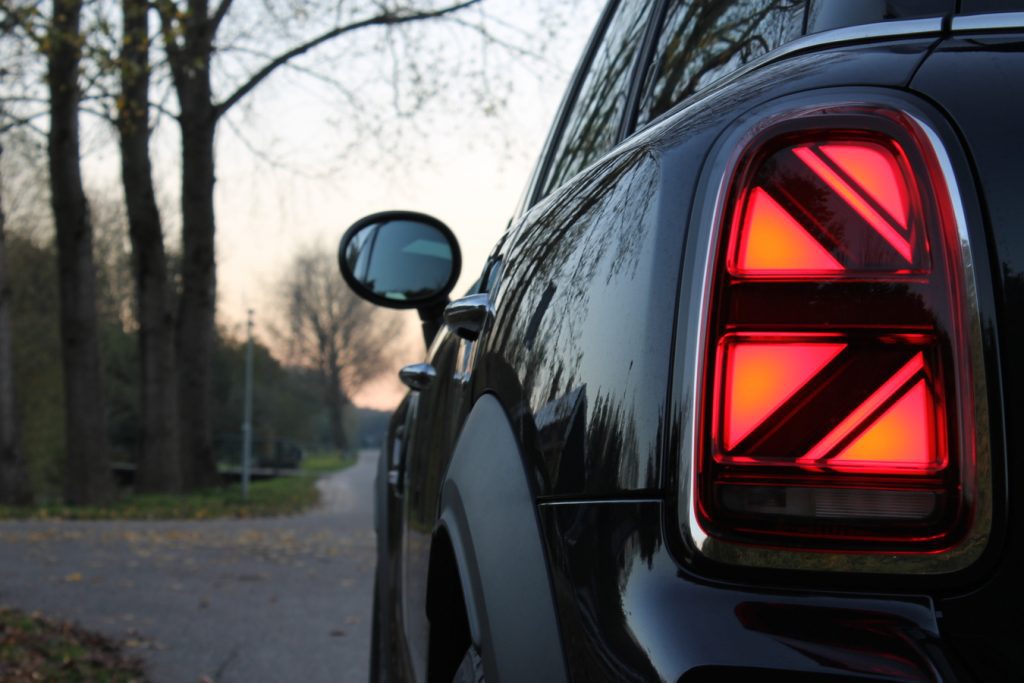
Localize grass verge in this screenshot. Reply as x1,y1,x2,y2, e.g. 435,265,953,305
299,449,358,473
0,608,145,682
0,451,360,521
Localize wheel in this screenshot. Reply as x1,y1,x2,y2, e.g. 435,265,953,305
451,647,485,683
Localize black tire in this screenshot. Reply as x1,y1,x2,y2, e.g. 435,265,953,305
452,647,485,683
369,578,382,683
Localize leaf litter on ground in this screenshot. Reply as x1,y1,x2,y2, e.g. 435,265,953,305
0,607,146,682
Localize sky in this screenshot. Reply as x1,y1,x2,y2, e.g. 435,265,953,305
207,1,603,410
73,0,603,411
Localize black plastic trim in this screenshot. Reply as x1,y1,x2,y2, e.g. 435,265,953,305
435,394,568,682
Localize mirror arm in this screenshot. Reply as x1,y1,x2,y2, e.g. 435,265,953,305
418,299,449,347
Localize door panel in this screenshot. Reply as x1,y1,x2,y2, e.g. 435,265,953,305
398,329,459,682
398,268,501,680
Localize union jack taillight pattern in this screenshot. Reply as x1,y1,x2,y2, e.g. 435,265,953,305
697,109,980,554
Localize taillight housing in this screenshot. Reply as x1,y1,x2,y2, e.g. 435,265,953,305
689,105,989,568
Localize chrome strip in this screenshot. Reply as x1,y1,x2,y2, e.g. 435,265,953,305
774,18,944,61
538,498,661,507
914,117,995,572
952,12,1024,32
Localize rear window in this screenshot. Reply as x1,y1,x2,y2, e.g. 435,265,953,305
806,0,952,33
635,0,805,129
541,0,656,195
960,0,1024,12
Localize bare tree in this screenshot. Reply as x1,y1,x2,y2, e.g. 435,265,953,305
0,141,32,505
153,0,483,487
279,246,402,450
47,0,114,504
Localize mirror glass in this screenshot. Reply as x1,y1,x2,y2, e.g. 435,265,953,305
341,216,457,306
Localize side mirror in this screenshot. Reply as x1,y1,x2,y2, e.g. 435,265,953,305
338,211,462,311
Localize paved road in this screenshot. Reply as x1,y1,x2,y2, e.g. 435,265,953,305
0,449,380,683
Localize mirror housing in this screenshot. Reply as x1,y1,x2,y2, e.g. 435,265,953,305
338,210,461,309
338,211,462,345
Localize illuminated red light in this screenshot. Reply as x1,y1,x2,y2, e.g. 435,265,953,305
728,138,929,276
723,341,845,450
792,146,914,264
798,352,937,471
699,112,974,553
830,379,935,471
736,188,845,273
818,142,910,228
720,341,943,474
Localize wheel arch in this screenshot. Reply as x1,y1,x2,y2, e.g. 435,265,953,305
426,393,567,683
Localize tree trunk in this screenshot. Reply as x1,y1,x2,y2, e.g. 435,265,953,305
161,0,220,491
120,0,181,493
48,0,114,505
324,348,348,451
0,143,33,505
176,93,219,490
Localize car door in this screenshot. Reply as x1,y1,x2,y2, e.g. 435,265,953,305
395,326,457,682
395,261,504,681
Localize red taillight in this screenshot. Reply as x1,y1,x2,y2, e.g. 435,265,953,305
726,135,930,277
697,109,978,554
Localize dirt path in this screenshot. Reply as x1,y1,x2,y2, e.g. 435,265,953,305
0,449,380,683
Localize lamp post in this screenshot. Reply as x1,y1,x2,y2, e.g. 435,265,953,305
241,309,255,499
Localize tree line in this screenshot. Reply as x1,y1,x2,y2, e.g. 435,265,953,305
0,155,400,503
0,0,493,504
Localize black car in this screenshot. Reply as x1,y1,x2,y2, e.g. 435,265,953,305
338,1,1024,681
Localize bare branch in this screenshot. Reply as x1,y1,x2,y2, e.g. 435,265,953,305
209,0,233,32
154,0,185,86
214,0,482,119
79,104,116,124
0,1,46,47
0,110,47,137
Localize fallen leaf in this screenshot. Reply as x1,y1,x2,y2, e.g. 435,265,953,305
64,572,82,583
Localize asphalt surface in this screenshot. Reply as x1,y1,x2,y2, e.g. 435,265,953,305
0,449,380,683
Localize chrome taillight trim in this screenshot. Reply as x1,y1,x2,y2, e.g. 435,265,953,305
679,96,992,575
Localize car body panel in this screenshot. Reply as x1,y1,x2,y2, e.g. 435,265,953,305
539,499,956,682
909,33,1024,681
482,36,939,501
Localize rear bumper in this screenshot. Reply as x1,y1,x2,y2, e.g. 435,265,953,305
539,501,961,681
